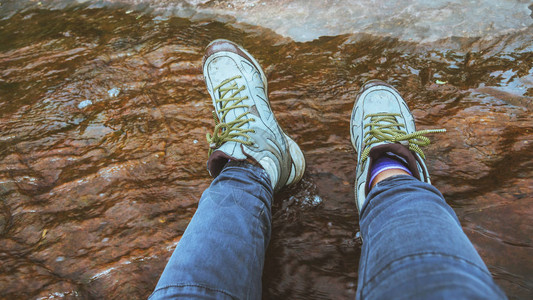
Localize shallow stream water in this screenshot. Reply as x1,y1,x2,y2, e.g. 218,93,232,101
0,3,532,299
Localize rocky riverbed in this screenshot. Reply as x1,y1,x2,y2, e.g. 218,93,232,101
0,1,532,299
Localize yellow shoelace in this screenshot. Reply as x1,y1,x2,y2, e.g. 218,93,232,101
360,113,446,163
206,76,255,156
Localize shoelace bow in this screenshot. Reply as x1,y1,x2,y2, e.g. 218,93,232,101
206,76,255,156
360,113,446,163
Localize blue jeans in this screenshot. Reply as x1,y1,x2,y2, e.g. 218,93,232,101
150,162,506,299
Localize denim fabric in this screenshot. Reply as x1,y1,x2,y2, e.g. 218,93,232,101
149,161,272,300
357,175,506,299
150,166,506,299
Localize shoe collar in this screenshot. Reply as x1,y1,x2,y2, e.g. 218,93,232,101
365,143,423,196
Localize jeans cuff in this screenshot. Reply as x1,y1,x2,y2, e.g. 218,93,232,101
223,160,272,189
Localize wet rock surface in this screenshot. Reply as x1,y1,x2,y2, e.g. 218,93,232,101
0,5,532,300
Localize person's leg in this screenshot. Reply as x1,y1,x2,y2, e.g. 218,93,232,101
350,80,506,299
151,40,305,299
357,175,506,299
150,161,272,299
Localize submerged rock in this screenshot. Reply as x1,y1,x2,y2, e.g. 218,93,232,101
0,4,531,300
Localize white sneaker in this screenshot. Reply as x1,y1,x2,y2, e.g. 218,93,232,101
350,80,445,213
203,39,306,192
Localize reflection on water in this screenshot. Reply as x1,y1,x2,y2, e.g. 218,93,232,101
0,5,532,299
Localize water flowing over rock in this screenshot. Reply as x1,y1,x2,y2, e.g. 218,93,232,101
3,0,533,44
0,2,532,299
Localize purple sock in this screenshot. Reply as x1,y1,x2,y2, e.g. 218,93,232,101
368,155,412,189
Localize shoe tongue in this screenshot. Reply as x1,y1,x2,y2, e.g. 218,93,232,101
365,143,422,195
219,79,249,124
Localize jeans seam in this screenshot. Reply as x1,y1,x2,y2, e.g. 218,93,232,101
361,252,493,294
359,234,371,300
246,205,264,299
150,283,238,299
